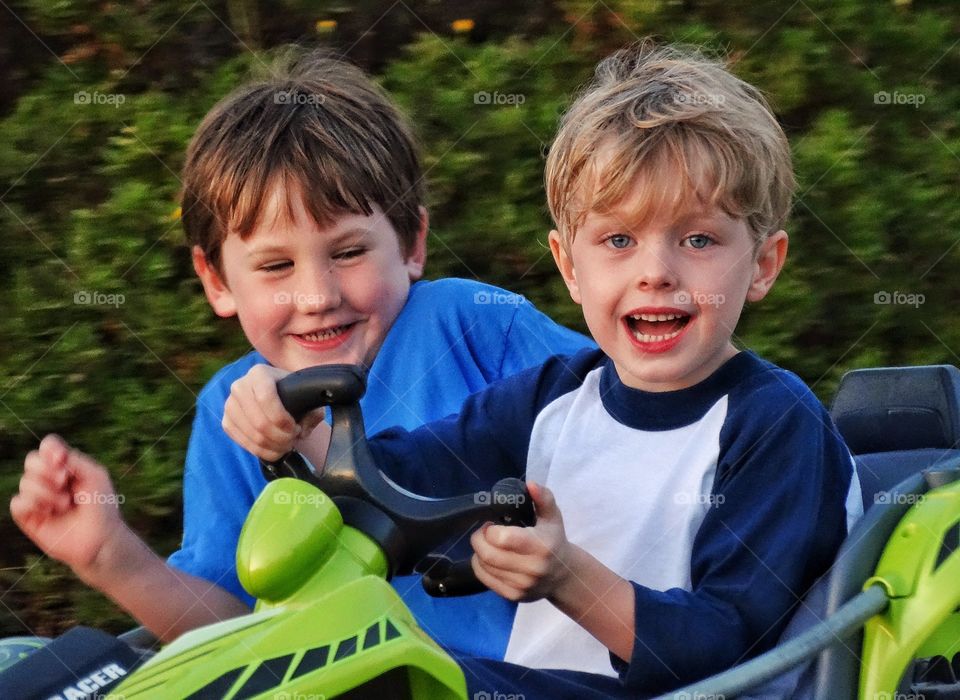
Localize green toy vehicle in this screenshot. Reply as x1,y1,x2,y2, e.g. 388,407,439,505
2,363,960,699
0,365,535,699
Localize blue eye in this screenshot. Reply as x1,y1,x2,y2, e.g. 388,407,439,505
605,234,633,250
684,234,713,249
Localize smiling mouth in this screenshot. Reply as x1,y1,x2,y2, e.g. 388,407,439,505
294,323,356,342
625,312,691,343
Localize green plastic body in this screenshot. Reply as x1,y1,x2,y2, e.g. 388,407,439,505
108,479,466,698
859,478,960,697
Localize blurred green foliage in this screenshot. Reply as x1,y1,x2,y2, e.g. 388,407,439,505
1,0,958,637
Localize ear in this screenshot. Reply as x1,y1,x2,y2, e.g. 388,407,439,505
548,230,582,305
746,230,788,303
403,206,429,281
192,246,238,317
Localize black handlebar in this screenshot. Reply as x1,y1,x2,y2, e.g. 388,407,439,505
259,364,536,597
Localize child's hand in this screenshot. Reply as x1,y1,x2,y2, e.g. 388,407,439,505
469,482,573,602
222,364,325,462
11,435,123,577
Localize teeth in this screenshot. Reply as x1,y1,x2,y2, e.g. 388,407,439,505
300,326,346,342
633,327,684,343
629,313,683,322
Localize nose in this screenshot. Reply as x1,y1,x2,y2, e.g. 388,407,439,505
634,240,678,290
293,262,342,313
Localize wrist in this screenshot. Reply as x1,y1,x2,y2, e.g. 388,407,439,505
76,522,147,589
549,542,588,607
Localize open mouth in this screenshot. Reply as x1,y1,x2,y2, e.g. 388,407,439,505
624,312,691,344
296,324,353,342
292,322,358,345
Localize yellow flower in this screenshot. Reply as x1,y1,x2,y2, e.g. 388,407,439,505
315,19,337,33
451,19,475,33
170,206,182,220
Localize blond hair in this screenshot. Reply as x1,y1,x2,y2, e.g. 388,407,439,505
546,41,795,249
181,50,423,271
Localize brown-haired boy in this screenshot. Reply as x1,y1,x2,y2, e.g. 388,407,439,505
11,51,592,659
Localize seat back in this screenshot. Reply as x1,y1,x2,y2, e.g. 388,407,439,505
831,364,960,510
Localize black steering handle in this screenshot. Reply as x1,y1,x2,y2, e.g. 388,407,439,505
259,365,536,596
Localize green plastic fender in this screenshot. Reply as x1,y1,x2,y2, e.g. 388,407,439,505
860,479,960,697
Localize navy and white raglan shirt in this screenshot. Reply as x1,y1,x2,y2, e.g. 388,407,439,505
366,347,862,693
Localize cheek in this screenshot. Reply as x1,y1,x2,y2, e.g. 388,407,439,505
342,261,409,323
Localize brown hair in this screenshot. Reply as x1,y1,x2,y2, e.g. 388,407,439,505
181,50,423,271
546,41,795,250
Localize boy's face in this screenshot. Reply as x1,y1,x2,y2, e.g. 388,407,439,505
550,181,787,392
193,184,427,372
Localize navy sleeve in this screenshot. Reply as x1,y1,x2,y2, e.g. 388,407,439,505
615,375,857,692
367,350,603,499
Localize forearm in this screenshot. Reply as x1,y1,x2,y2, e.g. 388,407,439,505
80,523,250,643
549,544,636,663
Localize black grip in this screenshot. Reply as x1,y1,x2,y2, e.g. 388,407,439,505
276,364,365,422
419,478,536,597
419,555,487,597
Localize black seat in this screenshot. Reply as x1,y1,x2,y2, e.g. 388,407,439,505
831,365,960,510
